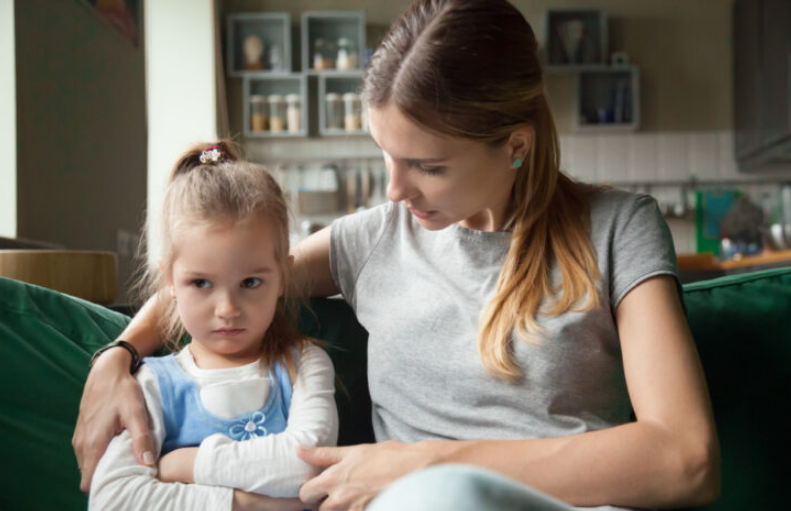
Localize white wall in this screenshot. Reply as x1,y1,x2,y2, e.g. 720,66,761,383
145,0,219,261
0,0,16,238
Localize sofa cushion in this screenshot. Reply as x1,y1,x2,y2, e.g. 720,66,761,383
0,276,129,510
682,268,791,511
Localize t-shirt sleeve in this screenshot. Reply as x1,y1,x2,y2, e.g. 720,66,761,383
330,202,394,308
609,194,680,310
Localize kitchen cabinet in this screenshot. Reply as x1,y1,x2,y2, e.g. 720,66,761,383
544,8,640,132
733,0,791,170
229,11,366,138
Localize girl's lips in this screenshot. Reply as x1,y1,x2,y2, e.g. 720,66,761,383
409,208,436,220
214,328,245,337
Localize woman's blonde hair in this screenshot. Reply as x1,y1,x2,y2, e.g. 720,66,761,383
364,0,602,381
135,141,304,373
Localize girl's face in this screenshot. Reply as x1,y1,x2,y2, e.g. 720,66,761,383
166,216,285,369
368,103,521,232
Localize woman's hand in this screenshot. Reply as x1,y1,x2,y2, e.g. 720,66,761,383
157,447,198,483
297,441,442,511
72,347,155,492
232,490,313,511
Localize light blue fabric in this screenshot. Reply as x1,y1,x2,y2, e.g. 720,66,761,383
367,464,575,511
144,355,293,455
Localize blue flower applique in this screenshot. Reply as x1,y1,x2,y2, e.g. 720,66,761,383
229,411,268,441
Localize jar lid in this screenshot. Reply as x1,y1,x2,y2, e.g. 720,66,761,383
326,93,341,101
250,95,265,103
285,93,300,102
268,94,284,102
342,92,361,101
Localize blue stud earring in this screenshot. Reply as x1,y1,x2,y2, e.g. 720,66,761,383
512,158,523,169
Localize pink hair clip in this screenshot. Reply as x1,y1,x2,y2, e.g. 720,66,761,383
199,146,226,164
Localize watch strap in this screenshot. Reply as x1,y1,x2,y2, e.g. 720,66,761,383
90,340,142,373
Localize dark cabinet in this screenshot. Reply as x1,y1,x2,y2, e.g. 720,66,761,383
733,0,791,170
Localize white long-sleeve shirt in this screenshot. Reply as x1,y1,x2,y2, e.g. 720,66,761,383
89,342,338,511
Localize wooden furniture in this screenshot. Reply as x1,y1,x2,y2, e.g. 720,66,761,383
0,250,117,304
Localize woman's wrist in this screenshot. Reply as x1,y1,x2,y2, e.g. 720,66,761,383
417,439,474,466
91,343,133,372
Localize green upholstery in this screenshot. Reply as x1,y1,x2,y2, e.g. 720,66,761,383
1,268,789,510
680,268,791,511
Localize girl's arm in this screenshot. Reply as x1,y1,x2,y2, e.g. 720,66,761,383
73,295,166,492
192,343,339,497
88,365,234,511
298,275,720,510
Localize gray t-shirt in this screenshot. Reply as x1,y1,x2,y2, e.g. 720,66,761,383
330,187,678,446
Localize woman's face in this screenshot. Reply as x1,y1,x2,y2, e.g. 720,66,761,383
368,104,519,232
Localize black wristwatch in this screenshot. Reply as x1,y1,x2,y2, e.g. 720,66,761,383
90,340,142,373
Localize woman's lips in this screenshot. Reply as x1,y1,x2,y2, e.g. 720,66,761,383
214,328,245,337
409,208,436,220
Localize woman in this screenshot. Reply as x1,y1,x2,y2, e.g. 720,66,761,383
74,1,720,510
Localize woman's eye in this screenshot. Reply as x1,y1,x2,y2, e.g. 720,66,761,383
415,163,444,176
191,279,211,289
242,277,262,289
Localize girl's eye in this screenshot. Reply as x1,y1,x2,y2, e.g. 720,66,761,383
242,277,262,289
414,163,444,176
191,279,211,289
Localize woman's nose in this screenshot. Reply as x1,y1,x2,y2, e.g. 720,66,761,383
386,159,416,203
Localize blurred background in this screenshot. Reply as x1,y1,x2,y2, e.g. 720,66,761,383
1,0,790,303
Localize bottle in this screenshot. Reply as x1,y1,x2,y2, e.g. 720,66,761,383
313,38,326,70
267,44,281,71
343,92,362,132
325,93,343,130
268,94,286,133
250,95,267,132
336,37,357,70
286,94,301,133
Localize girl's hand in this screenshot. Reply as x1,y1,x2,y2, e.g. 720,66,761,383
297,441,439,511
233,490,313,511
72,347,155,492
157,447,199,483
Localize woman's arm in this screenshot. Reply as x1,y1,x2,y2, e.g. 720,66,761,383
298,275,720,510
291,226,340,297
192,343,339,497
73,295,166,491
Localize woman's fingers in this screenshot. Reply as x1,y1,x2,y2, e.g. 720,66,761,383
121,381,156,466
72,348,152,493
297,445,348,467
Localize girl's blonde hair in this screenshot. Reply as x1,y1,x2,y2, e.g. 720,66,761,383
364,0,602,381
136,141,304,372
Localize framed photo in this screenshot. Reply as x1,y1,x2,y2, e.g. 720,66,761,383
545,9,607,68
84,0,140,47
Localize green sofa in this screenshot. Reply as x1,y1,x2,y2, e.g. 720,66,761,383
1,268,789,510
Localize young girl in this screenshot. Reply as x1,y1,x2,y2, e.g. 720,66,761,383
88,142,338,511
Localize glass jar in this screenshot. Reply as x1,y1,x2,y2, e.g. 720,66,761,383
343,92,362,132
313,38,336,70
336,37,357,70
268,94,286,133
312,38,326,70
325,93,343,131
286,94,301,133
249,95,267,132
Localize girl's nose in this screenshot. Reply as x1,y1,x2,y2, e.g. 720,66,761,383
216,292,241,319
